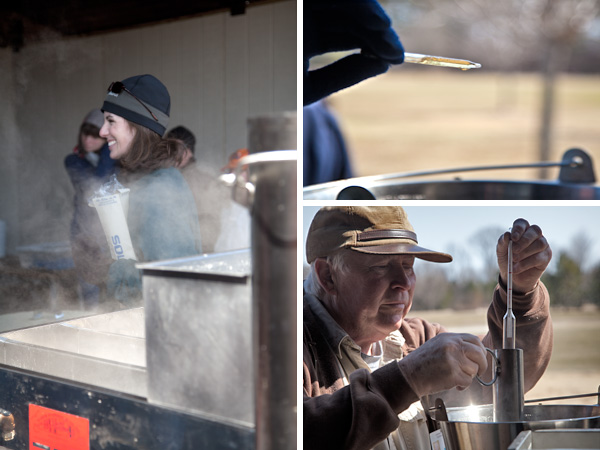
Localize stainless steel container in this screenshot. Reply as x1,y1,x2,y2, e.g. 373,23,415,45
304,148,600,200
509,429,600,450
304,178,600,200
431,403,600,450
0,308,146,396
139,249,253,426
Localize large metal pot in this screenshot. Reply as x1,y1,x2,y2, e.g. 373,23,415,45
431,403,600,450
303,148,600,200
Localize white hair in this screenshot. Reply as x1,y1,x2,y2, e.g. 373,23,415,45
304,250,351,300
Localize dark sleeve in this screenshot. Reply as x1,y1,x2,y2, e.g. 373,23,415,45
95,144,117,178
64,153,93,189
303,362,418,450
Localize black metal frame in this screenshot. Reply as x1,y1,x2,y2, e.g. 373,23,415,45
0,365,254,449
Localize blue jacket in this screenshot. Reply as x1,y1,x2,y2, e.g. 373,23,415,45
303,101,353,186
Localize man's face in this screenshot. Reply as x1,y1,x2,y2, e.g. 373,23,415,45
326,251,417,347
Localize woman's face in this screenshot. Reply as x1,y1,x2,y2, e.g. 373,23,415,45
99,112,136,160
80,132,106,153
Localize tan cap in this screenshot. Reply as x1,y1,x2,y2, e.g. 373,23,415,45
306,206,452,264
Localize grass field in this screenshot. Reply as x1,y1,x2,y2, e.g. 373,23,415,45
414,307,600,405
327,71,600,181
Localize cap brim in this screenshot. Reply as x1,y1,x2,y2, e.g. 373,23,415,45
351,243,453,263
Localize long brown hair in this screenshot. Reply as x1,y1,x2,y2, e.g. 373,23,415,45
119,122,187,173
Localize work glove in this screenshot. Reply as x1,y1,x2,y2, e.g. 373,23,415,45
304,0,405,105
397,333,488,397
107,258,142,306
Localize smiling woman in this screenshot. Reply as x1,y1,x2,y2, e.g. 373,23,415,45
100,113,136,161
96,74,203,305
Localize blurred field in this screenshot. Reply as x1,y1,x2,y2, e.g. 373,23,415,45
327,71,600,181
414,307,600,405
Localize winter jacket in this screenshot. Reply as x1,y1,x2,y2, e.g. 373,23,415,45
303,280,553,450
107,167,202,304
180,161,229,254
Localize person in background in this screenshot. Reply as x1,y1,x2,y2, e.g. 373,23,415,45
99,74,202,304
303,99,353,186
303,206,553,450
64,109,118,307
213,149,251,253
166,125,227,253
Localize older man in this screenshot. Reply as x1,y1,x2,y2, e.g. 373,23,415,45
303,206,553,450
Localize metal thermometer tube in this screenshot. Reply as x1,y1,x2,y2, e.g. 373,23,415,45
503,240,516,349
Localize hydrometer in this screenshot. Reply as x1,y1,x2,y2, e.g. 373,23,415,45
404,52,481,70
503,239,516,349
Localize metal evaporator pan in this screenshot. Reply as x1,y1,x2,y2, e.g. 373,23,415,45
431,403,600,450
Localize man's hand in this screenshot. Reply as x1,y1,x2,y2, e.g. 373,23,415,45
497,219,552,294
397,333,488,397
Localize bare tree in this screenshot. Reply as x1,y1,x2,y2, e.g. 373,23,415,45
387,0,600,177
567,231,593,270
471,226,505,283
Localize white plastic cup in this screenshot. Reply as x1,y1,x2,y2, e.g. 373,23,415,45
90,189,137,261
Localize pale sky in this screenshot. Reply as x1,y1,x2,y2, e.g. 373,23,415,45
302,203,600,276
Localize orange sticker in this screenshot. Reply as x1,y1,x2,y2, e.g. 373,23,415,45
29,404,90,450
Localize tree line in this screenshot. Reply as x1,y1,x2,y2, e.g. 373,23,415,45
413,233,600,310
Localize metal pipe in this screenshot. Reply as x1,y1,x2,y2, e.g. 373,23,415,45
245,114,297,450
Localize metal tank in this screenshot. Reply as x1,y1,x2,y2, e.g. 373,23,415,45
303,148,600,200
430,401,600,450
0,112,297,449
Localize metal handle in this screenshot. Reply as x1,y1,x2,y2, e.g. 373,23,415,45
476,348,500,386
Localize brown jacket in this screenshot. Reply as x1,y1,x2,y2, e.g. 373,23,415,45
303,281,553,450
180,162,230,253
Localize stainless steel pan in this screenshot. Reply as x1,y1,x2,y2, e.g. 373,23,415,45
303,148,599,200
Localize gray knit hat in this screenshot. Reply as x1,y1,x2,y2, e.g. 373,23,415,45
82,109,104,129
102,74,170,136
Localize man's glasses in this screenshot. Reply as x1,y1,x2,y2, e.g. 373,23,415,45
107,81,159,122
